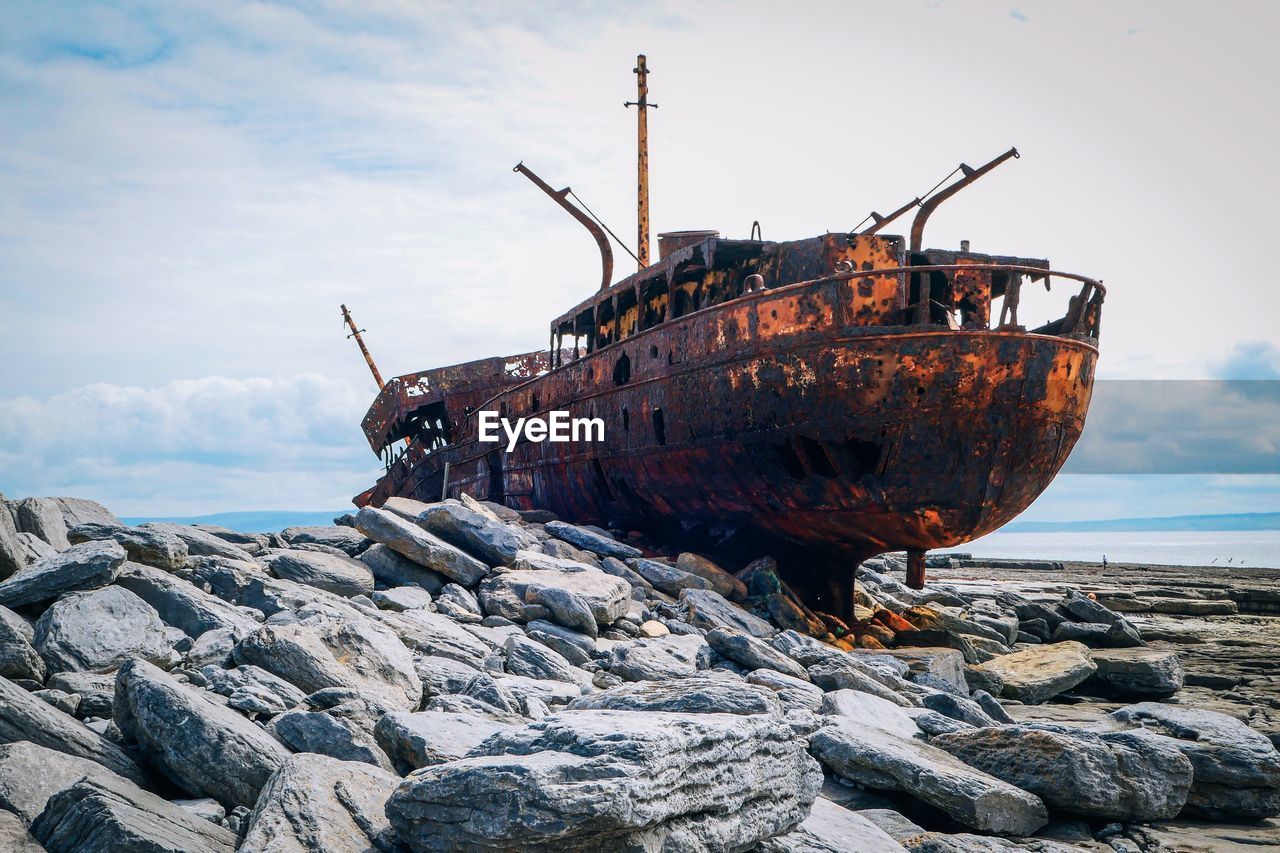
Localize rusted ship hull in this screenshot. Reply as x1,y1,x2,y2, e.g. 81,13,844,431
360,249,1099,583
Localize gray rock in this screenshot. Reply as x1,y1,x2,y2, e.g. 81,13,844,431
67,522,188,570
810,718,1048,836
821,689,922,740
201,664,307,715
263,550,374,598
358,543,448,592
910,711,976,737
172,797,225,824
417,500,526,566
568,674,782,716
47,671,116,718
194,525,271,555
371,585,434,611
0,540,126,609
1060,590,1123,625
238,753,400,853
768,630,844,667
0,506,24,580
140,523,254,561
1088,648,1184,696
0,676,148,785
958,724,1194,821
434,582,482,622
34,586,172,674
234,614,421,711
33,689,79,714
186,628,237,669
479,568,631,635
267,709,394,771
525,619,595,666
52,497,122,531
1049,621,1110,646
16,498,70,550
115,562,261,638
380,607,492,669
971,690,1014,724
857,808,927,843
706,626,810,680
386,709,822,852
807,657,913,707
375,710,515,773
415,654,483,699
967,641,1096,704
919,691,999,727
505,633,589,684
0,741,129,825
625,557,712,595
607,634,710,681
279,525,369,556
113,659,290,809
598,556,653,591
0,605,45,682
675,552,748,599
756,797,908,852
862,647,967,692
544,520,642,559
1109,702,1280,819
31,774,237,852
15,533,58,566
355,507,488,585
0,813,40,853
746,669,825,713
679,588,775,637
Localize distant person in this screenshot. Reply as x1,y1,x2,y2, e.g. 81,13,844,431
1102,555,1108,570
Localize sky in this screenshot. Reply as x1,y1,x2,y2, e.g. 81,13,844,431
1,0,1278,518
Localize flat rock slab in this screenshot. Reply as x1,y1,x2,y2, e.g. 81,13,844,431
113,659,290,809
0,675,148,786
1087,647,1185,696
819,689,922,740
34,585,172,674
968,641,1096,704
355,507,488,586
809,718,1048,836
239,753,400,853
706,627,809,680
1109,702,1280,820
386,710,822,852
67,522,188,570
756,797,907,853
544,520,642,559
375,710,515,773
567,675,783,716
268,709,393,772
263,550,374,598
358,543,448,593
479,568,630,634
933,724,1192,821
201,664,307,716
115,562,262,638
141,523,254,561
279,525,369,556
0,540,125,609
857,647,968,693
607,634,711,681
0,741,130,825
417,501,528,566
234,614,421,711
31,774,237,852
679,588,776,638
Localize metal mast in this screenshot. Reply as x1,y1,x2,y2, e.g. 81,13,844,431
340,304,385,389
625,54,656,269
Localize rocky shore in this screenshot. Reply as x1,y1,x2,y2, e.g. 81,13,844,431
0,490,1277,851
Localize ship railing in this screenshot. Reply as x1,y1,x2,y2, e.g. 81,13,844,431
807,263,1105,340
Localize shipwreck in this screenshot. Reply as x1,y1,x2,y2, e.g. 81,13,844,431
347,56,1103,616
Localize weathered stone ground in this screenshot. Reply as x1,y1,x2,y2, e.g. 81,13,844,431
0,489,1277,852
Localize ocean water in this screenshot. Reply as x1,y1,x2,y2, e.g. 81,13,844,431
954,530,1280,569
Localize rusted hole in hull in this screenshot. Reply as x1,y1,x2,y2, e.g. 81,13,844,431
652,408,666,446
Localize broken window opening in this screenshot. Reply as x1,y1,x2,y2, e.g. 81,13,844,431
652,408,666,446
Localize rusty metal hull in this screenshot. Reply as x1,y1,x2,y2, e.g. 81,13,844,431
362,266,1097,575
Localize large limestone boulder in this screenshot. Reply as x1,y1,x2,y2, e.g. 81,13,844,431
479,568,630,635
607,634,711,681
0,741,129,825
140,522,255,561
67,522,188,570
113,659,290,809
417,500,529,566
567,674,782,716
386,710,822,851
31,774,238,852
966,641,1096,704
238,753,400,853
374,710,516,773
234,614,421,712
51,497,121,531
263,550,375,598
679,588,775,637
355,507,488,585
15,497,70,550
358,543,449,592
279,525,369,556
0,675,148,786
706,626,810,680
809,718,1048,836
544,520,642,559
115,561,262,638
933,724,1193,821
0,507,25,580
0,540,126,609
0,605,45,682
756,797,907,852
1109,702,1280,819
33,586,173,674
1087,647,1185,696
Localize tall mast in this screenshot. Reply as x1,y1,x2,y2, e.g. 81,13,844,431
625,54,656,269
340,304,385,389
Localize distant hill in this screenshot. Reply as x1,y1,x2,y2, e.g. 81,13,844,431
121,510,350,533
1006,511,1280,533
